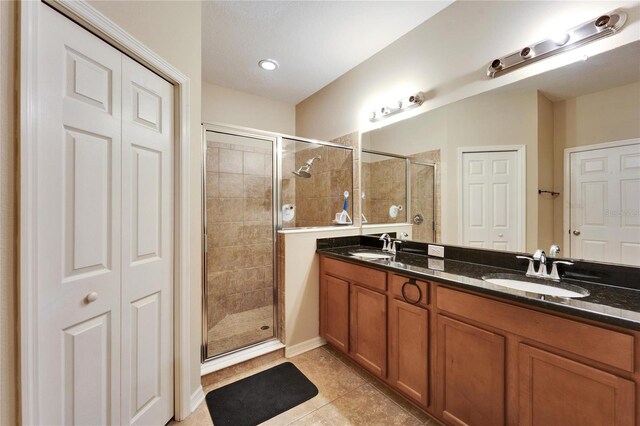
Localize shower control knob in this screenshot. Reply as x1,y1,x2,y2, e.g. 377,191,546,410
85,292,98,304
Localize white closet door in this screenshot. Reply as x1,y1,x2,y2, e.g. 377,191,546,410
461,151,519,251
570,143,640,265
37,5,122,424
121,56,174,425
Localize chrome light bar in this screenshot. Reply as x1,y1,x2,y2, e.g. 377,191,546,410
370,91,425,122
487,10,627,78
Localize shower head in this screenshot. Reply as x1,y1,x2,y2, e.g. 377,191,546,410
293,169,311,178
292,155,321,178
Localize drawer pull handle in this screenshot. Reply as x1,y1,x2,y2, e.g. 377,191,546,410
402,281,422,305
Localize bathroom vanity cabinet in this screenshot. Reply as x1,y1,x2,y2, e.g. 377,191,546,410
319,255,638,426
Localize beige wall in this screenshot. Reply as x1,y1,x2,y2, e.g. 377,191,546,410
1,1,17,424
364,89,540,251
296,1,640,142
537,93,555,250
85,0,206,404
202,81,295,135
552,81,640,244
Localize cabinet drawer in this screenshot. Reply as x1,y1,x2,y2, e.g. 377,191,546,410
323,257,386,292
391,274,429,307
436,286,635,372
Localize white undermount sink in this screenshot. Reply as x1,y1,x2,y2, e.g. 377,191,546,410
482,274,589,298
349,250,393,261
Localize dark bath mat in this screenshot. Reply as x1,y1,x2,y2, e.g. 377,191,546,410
205,362,318,426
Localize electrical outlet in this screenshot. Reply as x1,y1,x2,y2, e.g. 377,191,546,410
428,244,445,258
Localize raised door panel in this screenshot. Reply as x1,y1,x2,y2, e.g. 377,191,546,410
389,298,429,407
437,315,505,426
121,56,174,425
37,5,122,424
321,274,350,352
518,344,635,426
63,314,112,425
350,284,387,378
462,151,519,251
570,143,640,265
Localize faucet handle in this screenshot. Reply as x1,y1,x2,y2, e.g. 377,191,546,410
549,260,574,281
516,255,536,276
551,260,574,266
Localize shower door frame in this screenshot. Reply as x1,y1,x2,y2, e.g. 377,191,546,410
408,158,438,242
201,122,282,362
361,149,438,241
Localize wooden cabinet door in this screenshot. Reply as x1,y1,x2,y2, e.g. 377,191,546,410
320,274,350,352
519,344,635,426
350,284,387,378
437,315,505,426
389,298,429,407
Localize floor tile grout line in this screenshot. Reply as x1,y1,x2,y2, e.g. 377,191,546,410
284,382,371,426
318,346,374,384
319,346,438,426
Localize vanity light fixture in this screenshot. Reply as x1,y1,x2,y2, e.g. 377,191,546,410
258,59,279,71
370,91,425,122
487,10,626,78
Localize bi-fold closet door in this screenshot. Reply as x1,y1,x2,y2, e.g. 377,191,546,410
36,4,173,425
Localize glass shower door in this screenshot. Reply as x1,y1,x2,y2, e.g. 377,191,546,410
203,128,277,360
410,160,436,243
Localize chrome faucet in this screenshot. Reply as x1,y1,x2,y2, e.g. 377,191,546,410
379,234,392,252
517,249,573,281
378,234,402,254
549,245,561,257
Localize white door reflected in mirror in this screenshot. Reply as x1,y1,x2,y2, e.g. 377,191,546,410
567,141,640,266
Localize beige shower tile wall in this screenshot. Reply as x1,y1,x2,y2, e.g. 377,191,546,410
410,149,441,243
362,157,407,224
206,141,274,329
293,145,354,227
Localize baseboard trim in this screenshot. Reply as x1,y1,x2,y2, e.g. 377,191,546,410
285,337,327,358
201,339,285,376
189,386,205,414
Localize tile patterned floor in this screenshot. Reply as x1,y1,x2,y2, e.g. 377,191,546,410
172,345,443,426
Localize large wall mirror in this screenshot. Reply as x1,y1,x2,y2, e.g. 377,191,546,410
361,40,640,267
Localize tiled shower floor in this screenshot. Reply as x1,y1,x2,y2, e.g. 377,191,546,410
174,345,443,426
207,305,274,358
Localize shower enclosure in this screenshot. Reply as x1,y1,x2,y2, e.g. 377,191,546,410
202,124,355,362
361,149,436,242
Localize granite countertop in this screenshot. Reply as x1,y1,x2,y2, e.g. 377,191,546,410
317,245,640,331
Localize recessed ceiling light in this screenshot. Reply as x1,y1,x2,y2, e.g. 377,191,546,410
258,59,279,71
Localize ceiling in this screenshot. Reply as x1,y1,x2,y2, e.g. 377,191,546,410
201,1,454,104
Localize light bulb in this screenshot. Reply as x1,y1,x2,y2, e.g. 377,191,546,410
549,30,570,46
